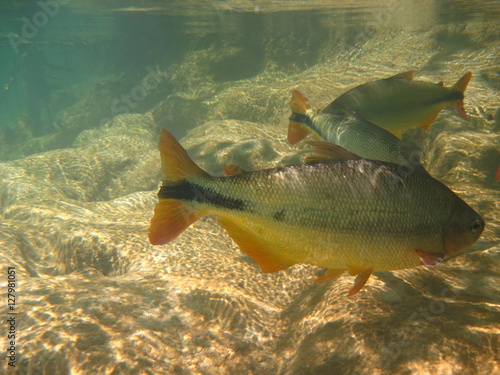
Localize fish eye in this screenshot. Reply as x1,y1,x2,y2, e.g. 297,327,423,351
470,220,482,234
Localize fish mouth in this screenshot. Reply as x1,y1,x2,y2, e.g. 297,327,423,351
416,250,444,266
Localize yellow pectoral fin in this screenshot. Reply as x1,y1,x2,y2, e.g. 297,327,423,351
347,265,373,296
218,217,296,273
313,268,345,283
224,164,245,176
312,132,324,141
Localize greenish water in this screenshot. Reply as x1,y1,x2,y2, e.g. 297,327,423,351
0,1,499,374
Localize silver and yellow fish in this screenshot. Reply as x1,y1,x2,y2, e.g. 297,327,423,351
287,90,422,171
149,129,484,295
322,71,472,137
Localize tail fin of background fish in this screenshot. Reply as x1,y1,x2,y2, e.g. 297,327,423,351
451,71,472,120
149,129,207,245
288,90,314,144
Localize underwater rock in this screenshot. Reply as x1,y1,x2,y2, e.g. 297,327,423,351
181,119,307,174
0,113,160,211
2,111,498,375
0,26,499,375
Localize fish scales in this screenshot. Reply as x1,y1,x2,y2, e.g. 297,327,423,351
288,90,423,170
160,160,458,271
307,113,419,168
149,129,484,295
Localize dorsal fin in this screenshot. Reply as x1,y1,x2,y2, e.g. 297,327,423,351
388,70,415,80
437,81,444,86
305,141,361,163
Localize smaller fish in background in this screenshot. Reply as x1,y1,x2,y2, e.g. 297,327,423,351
322,71,472,138
288,90,423,171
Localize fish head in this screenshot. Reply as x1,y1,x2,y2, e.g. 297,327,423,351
444,201,485,256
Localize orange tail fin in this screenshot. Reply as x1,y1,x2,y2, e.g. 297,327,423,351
149,200,199,245
289,90,314,144
149,129,206,245
290,90,312,115
452,72,472,120
452,71,472,93
288,122,311,144
158,128,206,181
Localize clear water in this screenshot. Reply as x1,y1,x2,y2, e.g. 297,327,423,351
0,1,499,374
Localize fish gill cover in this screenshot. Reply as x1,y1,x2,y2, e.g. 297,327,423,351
0,1,499,374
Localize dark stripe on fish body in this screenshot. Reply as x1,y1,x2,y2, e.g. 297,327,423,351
289,113,313,126
422,91,463,106
158,180,247,211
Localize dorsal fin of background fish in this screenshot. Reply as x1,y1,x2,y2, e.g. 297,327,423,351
387,70,415,80
305,141,361,164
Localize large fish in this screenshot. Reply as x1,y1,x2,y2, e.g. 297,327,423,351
288,90,423,171
322,71,472,137
149,129,484,295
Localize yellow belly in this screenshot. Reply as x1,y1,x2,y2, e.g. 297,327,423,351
217,210,422,273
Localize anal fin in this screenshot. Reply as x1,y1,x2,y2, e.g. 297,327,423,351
219,217,295,273
418,107,443,130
